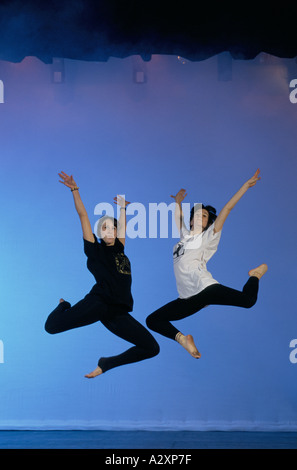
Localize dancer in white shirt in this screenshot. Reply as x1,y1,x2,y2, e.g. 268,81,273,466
146,169,267,359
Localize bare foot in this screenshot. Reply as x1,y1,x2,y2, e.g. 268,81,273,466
85,366,103,379
176,333,201,359
248,263,268,279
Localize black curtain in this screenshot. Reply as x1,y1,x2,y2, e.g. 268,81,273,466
0,1,296,63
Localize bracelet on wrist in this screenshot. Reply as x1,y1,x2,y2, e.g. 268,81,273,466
120,206,126,210
71,187,79,192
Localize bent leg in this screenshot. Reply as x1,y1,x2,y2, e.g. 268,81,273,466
44,294,108,334
98,313,160,373
146,297,204,358
146,298,189,341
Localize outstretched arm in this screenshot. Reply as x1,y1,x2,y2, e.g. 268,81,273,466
170,189,188,232
214,169,261,234
58,171,94,243
113,195,131,246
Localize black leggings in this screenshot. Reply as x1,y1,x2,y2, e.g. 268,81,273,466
45,293,160,373
146,276,259,340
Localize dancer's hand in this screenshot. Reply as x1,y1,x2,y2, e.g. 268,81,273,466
113,195,131,208
214,169,261,234
170,189,187,204
58,171,78,190
244,169,261,189
58,171,93,242
114,195,130,245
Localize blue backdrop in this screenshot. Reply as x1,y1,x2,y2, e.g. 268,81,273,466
0,53,296,430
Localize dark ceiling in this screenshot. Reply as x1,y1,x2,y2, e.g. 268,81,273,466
0,1,297,64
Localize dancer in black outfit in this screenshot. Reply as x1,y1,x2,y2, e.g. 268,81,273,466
45,172,159,378
146,169,267,359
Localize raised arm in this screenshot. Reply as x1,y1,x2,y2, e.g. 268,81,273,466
113,195,131,246
170,188,188,232
214,169,261,234
58,171,94,243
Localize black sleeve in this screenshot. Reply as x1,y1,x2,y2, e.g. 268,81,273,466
115,237,125,252
83,233,100,258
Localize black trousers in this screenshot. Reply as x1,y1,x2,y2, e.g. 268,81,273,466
45,293,159,373
146,276,259,340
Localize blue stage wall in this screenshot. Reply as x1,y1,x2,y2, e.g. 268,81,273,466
0,54,296,430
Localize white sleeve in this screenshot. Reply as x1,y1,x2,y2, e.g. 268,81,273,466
180,221,190,241
202,223,222,261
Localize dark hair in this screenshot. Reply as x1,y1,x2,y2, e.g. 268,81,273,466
190,204,217,231
97,215,118,239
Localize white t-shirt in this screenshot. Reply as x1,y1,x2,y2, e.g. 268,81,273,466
173,222,222,299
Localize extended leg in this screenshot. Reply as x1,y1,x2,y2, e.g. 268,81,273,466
147,276,260,340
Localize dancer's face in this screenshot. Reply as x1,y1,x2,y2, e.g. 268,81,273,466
101,219,117,245
191,209,209,233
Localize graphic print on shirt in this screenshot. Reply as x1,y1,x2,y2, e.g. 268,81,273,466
114,252,131,275
173,242,185,259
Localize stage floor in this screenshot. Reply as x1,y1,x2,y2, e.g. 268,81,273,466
0,430,296,449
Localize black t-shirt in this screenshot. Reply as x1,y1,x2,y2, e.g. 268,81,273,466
84,234,133,311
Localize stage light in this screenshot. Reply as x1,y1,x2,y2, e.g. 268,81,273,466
177,56,187,64
132,56,147,84
51,58,65,83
